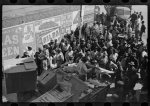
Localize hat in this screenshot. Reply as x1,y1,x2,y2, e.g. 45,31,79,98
128,61,135,66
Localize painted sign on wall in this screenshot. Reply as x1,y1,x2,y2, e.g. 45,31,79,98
35,16,60,33
21,23,36,54
41,28,60,45
2,26,21,60
2,23,36,60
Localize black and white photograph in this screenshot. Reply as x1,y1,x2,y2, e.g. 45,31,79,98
2,5,148,102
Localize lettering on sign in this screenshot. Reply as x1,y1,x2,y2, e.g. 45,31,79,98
60,26,71,35
2,28,20,59
2,46,19,58
42,28,60,45
22,24,34,44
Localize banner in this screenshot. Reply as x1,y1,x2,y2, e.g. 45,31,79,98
35,12,74,46
42,28,60,45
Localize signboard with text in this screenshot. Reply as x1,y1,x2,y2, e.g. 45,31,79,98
35,12,75,47
41,28,60,45
2,26,22,60
21,23,36,54
2,23,36,60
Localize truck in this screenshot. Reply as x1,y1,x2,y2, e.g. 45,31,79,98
104,5,132,21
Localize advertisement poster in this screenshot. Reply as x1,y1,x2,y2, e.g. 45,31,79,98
2,26,22,60
35,16,61,48
2,23,37,60
21,23,36,55
35,11,81,49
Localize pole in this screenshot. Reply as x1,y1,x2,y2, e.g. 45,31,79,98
79,5,82,44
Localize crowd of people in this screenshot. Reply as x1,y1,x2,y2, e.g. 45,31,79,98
19,11,147,101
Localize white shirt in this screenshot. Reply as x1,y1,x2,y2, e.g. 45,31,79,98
107,40,113,48
77,60,88,75
27,50,35,58
68,51,73,57
56,52,64,61
110,53,118,62
142,51,147,57
49,56,57,69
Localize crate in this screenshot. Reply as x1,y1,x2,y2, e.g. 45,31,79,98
38,70,57,94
